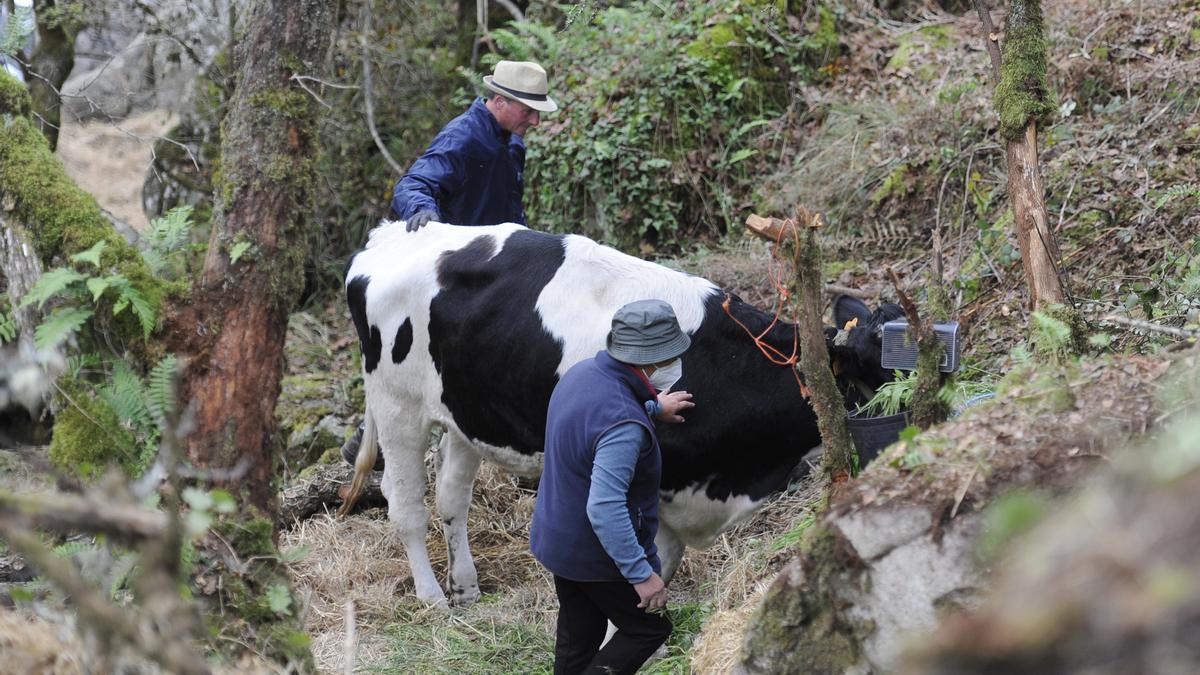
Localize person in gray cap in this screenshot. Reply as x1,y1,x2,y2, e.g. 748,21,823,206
530,299,695,674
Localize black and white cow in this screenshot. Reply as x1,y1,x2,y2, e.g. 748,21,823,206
341,220,899,608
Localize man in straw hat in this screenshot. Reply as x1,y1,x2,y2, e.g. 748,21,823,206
531,299,696,674
390,59,558,231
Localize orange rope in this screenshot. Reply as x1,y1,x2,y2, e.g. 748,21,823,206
720,219,811,395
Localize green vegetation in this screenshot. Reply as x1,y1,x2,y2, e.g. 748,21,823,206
379,605,554,674
517,1,837,248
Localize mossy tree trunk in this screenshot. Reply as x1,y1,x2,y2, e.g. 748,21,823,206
27,0,78,151
792,213,857,480
974,0,1070,313
163,0,335,517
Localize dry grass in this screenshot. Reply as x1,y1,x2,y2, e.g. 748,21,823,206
0,607,84,675
283,450,827,673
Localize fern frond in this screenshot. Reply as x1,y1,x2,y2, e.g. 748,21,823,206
146,354,179,423
70,240,108,268
34,306,93,349
0,307,16,344
53,540,95,559
1156,183,1200,208
100,361,153,431
0,4,34,56
19,268,87,309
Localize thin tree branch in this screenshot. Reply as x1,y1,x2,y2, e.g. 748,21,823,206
0,489,167,541
359,0,405,176
971,0,1003,79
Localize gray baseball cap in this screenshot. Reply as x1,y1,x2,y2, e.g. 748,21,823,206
606,299,691,365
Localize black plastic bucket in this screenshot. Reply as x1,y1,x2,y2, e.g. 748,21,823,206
846,409,910,467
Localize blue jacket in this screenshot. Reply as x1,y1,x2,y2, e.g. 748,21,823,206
390,98,526,226
530,351,663,582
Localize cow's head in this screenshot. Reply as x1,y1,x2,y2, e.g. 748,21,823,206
825,295,905,408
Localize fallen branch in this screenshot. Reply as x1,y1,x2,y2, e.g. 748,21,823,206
278,463,386,528
0,489,167,541
1100,315,1200,340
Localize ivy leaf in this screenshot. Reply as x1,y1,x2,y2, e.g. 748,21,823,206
265,584,292,616
20,268,86,309
70,240,108,268
34,306,93,349
229,241,252,264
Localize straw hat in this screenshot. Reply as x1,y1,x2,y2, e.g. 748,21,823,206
483,60,558,112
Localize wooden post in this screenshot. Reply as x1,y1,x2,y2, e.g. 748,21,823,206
747,209,857,479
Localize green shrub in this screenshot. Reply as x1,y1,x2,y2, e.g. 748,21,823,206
520,1,832,249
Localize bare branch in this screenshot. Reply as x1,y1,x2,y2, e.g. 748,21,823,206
359,0,406,176
971,1,1003,79
0,489,167,541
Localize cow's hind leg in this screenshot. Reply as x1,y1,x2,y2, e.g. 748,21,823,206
435,431,483,606
379,420,446,608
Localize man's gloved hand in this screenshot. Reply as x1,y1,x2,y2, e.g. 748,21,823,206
405,210,439,232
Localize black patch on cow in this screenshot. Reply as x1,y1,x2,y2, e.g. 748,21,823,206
428,230,567,454
347,275,383,374
392,318,413,365
654,293,821,502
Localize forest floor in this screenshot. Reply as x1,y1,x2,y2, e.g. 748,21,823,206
2,0,1198,673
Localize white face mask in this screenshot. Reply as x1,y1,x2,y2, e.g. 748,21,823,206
644,359,683,392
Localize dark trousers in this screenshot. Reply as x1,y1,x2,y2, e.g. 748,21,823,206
552,575,672,675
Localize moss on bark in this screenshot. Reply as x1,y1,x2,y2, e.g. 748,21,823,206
995,0,1056,139
741,526,866,673
0,71,168,344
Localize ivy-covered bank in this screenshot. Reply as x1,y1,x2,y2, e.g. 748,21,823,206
520,1,841,248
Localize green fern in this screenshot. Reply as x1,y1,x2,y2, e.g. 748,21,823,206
0,3,34,57
70,240,108,268
52,540,95,559
34,306,93,349
142,205,194,277
19,268,87,310
0,306,16,344
100,361,154,432
1155,183,1200,209
146,354,179,423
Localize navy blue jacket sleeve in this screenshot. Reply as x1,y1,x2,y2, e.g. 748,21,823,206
389,133,467,221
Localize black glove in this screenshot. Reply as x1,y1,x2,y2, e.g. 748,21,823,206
405,210,439,232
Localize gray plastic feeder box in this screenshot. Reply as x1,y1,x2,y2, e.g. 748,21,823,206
880,320,961,373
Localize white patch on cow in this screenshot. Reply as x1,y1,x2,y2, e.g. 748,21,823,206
535,235,719,376
659,483,762,550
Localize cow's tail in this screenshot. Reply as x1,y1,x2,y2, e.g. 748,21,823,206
337,408,379,517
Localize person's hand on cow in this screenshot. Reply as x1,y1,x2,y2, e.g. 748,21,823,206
634,572,668,612
656,390,694,423
405,210,440,232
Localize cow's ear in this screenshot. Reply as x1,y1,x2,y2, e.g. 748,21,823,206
832,295,871,330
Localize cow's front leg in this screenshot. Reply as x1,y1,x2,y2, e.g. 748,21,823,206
656,522,685,586
380,427,446,608
436,432,483,606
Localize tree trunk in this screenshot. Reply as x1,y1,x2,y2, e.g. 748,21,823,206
27,0,76,150
1006,122,1064,309
165,0,335,517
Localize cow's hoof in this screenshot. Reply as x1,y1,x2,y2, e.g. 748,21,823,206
451,584,481,607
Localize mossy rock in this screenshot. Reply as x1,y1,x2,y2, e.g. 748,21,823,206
48,378,138,479
0,71,32,118
276,374,347,471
